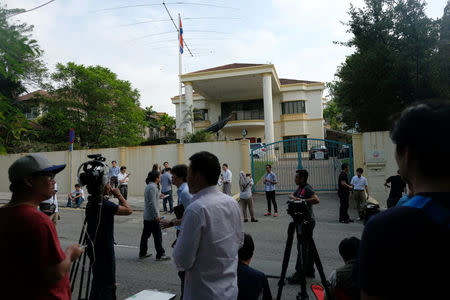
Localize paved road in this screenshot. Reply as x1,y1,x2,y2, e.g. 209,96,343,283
53,192,363,300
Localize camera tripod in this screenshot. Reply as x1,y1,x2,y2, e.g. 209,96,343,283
276,219,333,300
69,217,92,300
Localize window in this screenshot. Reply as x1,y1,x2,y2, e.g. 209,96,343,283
283,135,307,153
281,100,306,114
221,99,264,120
24,105,39,120
194,109,208,121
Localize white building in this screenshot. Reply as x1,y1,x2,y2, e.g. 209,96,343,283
171,63,325,144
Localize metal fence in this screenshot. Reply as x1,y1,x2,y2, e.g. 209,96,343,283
251,138,353,192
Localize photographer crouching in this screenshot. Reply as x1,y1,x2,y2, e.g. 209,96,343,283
287,169,320,285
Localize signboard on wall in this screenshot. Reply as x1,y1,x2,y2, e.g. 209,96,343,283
365,149,386,163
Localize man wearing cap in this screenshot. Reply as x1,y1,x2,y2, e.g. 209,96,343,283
0,154,84,300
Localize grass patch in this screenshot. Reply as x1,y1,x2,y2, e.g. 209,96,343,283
252,160,273,183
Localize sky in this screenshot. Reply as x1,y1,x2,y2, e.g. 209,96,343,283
4,0,447,116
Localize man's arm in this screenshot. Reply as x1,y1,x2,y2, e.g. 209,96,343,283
341,180,352,189
271,174,277,184
44,244,83,282
365,181,369,198
289,192,296,200
305,194,320,205
173,208,202,270
111,188,132,215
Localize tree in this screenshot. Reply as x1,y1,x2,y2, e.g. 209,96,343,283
329,0,439,131
431,1,450,98
0,6,47,154
38,62,145,148
323,97,343,130
144,106,176,139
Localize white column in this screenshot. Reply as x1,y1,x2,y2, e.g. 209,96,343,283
184,82,194,134
262,73,274,144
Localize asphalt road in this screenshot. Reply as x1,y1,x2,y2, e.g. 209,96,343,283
57,192,363,300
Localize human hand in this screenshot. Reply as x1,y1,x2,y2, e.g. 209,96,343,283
159,194,165,199
156,216,161,222
66,244,84,261
110,187,121,197
160,218,171,229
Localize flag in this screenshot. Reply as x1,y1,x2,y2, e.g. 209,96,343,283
179,18,184,54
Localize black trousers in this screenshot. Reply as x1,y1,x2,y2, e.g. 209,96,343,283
265,190,277,213
339,192,350,221
387,196,401,208
139,220,165,258
118,185,128,200
295,221,316,276
175,229,185,299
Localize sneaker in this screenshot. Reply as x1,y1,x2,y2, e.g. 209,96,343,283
251,218,258,222
244,219,248,223
139,253,152,259
156,255,171,261
273,213,278,217
264,212,271,216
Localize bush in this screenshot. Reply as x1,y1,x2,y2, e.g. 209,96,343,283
183,131,215,143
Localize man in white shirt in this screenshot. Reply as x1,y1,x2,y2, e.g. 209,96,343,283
222,163,232,196
118,166,130,200
173,151,243,300
350,168,369,219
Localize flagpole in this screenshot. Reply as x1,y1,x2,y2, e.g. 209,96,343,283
178,13,183,143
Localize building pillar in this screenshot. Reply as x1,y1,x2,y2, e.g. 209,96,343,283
352,133,364,173
177,143,184,164
240,139,250,174
184,82,193,134
262,73,275,144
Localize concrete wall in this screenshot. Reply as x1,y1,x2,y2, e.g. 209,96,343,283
352,131,399,207
0,141,250,197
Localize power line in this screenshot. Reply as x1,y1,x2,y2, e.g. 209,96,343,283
8,0,57,17
128,31,174,42
162,1,194,57
91,2,237,13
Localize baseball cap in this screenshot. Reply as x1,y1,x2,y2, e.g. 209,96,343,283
8,153,66,183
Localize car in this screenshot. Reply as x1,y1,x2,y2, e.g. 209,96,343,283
309,145,329,160
338,145,351,158
250,143,266,158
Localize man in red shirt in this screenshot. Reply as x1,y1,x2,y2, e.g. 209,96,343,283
0,154,83,300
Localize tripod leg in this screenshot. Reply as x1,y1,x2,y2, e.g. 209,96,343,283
309,239,334,300
70,219,87,282
78,243,89,300
85,262,92,300
276,222,296,300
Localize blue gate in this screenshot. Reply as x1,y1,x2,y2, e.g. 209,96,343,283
251,138,353,192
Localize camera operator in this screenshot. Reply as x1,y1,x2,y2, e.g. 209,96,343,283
86,182,132,300
287,169,320,284
0,154,83,300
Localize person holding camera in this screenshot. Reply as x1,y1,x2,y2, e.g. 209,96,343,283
86,182,133,300
287,169,320,284
239,171,258,222
0,154,83,300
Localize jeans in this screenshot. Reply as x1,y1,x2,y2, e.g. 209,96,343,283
162,190,173,213
139,220,165,258
265,190,277,213
339,193,350,221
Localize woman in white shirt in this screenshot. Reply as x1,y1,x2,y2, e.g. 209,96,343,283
239,171,258,222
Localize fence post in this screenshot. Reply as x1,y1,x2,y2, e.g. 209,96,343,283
297,138,303,170
240,139,250,173
177,143,184,164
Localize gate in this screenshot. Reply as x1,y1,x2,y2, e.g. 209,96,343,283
251,138,353,192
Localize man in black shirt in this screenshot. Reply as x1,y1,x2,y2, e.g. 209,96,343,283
359,101,450,300
384,170,406,208
338,163,353,223
287,169,320,284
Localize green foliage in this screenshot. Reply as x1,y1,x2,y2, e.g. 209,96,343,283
323,98,343,130
329,0,441,131
0,6,46,154
252,160,273,184
144,106,176,137
37,62,146,148
183,130,215,143
431,1,450,98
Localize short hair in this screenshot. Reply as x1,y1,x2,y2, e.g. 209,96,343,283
296,169,309,181
222,163,228,168
338,237,360,262
390,101,450,179
163,161,169,165
266,164,271,168
120,166,126,171
145,171,160,184
356,168,364,174
75,184,80,188
341,163,349,170
112,160,117,163
189,151,221,186
171,164,188,182
238,233,255,261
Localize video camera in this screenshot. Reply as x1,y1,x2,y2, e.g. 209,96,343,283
77,154,109,202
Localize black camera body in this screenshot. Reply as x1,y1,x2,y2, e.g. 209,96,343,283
77,154,108,203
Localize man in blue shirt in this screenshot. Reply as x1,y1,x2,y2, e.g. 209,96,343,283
264,164,278,217
108,160,120,188
160,164,193,299
237,233,272,300
161,167,173,214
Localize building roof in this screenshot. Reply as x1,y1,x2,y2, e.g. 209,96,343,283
189,63,264,74
279,78,321,85
17,90,49,101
